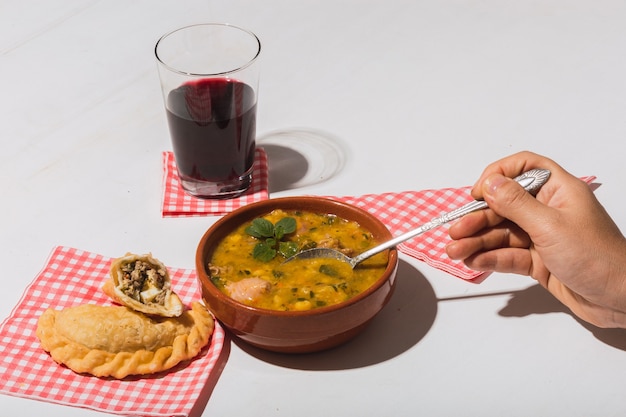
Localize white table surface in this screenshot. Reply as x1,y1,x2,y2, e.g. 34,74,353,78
2,1,626,416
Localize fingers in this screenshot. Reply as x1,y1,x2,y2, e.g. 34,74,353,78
479,173,557,240
446,151,559,274
469,151,564,200
461,247,533,275
446,220,530,260
448,208,501,240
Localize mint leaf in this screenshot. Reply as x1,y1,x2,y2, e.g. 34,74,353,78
253,241,277,262
275,217,297,234
247,216,298,262
279,241,299,258
246,218,275,238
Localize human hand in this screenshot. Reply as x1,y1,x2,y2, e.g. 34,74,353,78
445,151,626,328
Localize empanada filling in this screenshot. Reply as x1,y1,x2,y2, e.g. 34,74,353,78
119,260,168,305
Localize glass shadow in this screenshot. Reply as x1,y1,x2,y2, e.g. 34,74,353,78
257,128,348,193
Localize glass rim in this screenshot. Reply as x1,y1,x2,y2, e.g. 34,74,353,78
154,23,261,77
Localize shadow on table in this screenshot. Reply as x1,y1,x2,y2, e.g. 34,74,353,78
257,127,348,193
233,259,438,370
498,283,626,351
439,282,626,351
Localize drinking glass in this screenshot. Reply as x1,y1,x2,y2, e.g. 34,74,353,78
155,23,261,199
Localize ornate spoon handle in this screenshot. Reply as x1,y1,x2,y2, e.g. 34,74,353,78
350,168,551,266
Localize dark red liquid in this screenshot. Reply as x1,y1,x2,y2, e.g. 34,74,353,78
166,78,256,183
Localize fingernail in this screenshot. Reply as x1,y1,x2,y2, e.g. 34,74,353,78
484,174,507,197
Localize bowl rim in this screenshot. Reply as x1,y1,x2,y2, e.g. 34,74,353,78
196,196,398,317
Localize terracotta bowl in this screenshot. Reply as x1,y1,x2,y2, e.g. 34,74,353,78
195,196,398,353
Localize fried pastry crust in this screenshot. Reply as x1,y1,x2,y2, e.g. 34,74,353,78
103,252,184,317
36,301,214,379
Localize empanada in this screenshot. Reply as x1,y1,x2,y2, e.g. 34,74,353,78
103,252,183,317
36,301,214,379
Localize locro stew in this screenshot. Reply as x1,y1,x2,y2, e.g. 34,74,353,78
207,209,389,311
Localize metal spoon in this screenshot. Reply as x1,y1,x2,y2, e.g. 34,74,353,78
284,168,551,268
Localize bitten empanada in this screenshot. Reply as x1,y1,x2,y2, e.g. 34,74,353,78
103,252,183,317
36,301,214,379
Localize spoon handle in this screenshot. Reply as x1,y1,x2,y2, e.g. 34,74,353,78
351,168,551,266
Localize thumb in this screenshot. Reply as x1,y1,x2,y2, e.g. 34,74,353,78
482,173,552,236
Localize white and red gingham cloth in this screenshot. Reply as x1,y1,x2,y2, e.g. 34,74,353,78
0,246,225,417
162,148,269,217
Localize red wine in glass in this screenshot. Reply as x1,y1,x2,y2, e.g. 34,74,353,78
166,77,256,198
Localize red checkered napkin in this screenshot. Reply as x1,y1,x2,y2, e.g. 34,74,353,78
333,176,597,280
162,148,269,217
0,246,225,417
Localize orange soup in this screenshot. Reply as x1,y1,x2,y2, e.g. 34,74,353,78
207,209,388,311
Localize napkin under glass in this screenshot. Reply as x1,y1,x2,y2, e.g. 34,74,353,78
162,148,270,217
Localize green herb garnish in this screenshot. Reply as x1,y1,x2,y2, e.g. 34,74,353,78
246,217,298,261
